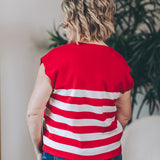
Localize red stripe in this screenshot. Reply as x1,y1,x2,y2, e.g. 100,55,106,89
44,130,122,148
48,104,116,120
42,144,121,160
45,116,117,134
51,94,116,106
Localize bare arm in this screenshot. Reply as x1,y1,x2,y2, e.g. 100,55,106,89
115,90,132,130
26,63,52,159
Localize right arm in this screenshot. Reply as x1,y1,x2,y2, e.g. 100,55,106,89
115,90,132,130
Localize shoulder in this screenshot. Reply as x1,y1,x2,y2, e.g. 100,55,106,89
109,47,125,61
45,43,73,57
40,43,74,66
109,47,131,72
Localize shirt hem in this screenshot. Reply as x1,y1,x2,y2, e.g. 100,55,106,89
42,144,122,160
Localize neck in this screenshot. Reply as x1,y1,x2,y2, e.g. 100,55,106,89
78,40,107,46
78,41,105,44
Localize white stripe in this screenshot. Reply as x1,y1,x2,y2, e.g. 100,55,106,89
53,89,121,100
43,135,121,155
45,108,115,127
49,98,117,114
45,122,122,141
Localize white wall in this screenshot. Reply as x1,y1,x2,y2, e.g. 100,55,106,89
0,1,160,160
0,1,64,160
122,116,160,160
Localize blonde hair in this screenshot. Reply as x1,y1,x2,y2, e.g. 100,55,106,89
61,0,116,44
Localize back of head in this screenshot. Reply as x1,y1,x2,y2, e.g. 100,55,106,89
61,0,116,44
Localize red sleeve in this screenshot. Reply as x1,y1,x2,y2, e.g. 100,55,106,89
40,50,57,89
119,56,135,94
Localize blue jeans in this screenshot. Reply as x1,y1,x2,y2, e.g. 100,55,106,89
41,151,122,160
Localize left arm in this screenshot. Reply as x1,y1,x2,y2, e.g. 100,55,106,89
26,63,52,160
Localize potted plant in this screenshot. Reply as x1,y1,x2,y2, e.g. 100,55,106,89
46,0,160,123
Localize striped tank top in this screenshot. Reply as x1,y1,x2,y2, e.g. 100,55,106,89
40,42,134,160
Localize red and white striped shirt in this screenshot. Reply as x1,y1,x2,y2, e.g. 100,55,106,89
40,42,134,160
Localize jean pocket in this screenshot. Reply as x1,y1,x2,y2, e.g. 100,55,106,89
41,156,46,160
109,153,122,160
41,151,47,160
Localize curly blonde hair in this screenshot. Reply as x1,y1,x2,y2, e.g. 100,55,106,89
61,0,116,44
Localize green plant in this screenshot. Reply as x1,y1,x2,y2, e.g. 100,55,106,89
109,0,160,123
47,25,68,49
47,0,160,123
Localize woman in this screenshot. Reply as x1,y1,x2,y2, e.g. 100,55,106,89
26,0,134,160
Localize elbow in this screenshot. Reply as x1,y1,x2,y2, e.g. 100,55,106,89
26,109,33,118
26,112,32,119
26,109,43,120
26,112,30,127
123,117,131,124
26,111,39,118
116,112,131,124
116,108,132,122
124,112,131,122
26,108,34,122
26,111,32,123
122,115,131,123
127,111,132,122
26,111,39,126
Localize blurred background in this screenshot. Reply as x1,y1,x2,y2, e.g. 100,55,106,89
0,0,160,160
0,1,64,160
